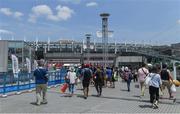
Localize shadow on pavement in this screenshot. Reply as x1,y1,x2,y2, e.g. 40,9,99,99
133,95,141,98
76,88,83,91
61,94,72,97
30,102,38,106
120,89,128,92
139,104,152,109
91,94,150,103
76,95,85,99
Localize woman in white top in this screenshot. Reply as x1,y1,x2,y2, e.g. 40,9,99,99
66,67,77,96
148,64,162,109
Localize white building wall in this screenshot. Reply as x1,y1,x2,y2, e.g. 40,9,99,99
0,41,8,72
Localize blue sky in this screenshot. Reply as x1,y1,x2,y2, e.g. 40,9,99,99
0,0,180,45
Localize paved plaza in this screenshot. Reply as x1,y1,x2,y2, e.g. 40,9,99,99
0,80,180,113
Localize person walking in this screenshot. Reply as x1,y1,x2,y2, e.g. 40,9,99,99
160,63,173,99
94,66,104,97
106,67,113,87
33,60,48,106
138,63,149,97
66,67,77,96
148,64,162,109
81,64,93,99
133,69,138,82
123,67,132,92
112,67,118,88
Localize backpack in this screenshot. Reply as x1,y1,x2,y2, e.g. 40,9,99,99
161,69,170,80
123,71,132,81
83,69,92,81
95,69,103,81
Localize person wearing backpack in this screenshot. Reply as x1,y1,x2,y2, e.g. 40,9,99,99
106,67,113,87
81,64,93,99
94,66,104,97
33,60,48,106
160,63,173,99
123,67,132,92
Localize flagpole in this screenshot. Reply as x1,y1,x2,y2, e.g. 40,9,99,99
94,38,96,52
35,37,38,51
48,37,50,51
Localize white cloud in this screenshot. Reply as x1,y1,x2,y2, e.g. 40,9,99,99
56,5,74,21
86,2,98,7
32,5,53,16
0,8,23,19
177,19,180,24
58,0,81,4
0,8,12,16
0,29,13,34
14,12,24,19
29,4,74,23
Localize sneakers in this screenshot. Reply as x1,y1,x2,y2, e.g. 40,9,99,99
173,98,176,104
41,101,48,104
152,100,158,109
36,103,41,106
169,96,174,100
84,96,87,99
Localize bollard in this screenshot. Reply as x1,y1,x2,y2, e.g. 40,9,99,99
2,72,7,98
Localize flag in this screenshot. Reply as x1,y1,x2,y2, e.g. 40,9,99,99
33,60,38,71
48,37,50,51
11,54,19,74
44,45,47,53
72,41,74,51
26,58,31,73
83,39,86,49
115,41,117,54
35,37,38,51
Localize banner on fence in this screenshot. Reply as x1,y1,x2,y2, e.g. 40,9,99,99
11,54,19,72
33,60,38,71
26,57,31,73
11,54,19,78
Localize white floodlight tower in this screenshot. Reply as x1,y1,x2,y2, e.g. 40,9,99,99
100,13,110,67
86,34,91,64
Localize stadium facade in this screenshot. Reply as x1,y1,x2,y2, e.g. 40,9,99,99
0,40,180,73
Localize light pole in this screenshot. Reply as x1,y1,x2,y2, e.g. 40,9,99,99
86,34,91,64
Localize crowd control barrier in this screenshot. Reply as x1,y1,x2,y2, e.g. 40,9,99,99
0,70,66,97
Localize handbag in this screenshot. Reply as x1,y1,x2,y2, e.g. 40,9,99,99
60,83,68,93
170,84,176,93
145,75,151,85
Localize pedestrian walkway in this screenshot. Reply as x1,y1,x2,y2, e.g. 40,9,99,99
0,81,180,113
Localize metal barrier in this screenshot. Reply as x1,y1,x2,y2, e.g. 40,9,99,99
0,71,66,97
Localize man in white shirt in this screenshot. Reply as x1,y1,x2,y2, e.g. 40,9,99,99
66,67,77,96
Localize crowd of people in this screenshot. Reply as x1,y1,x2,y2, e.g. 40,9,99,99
33,60,178,109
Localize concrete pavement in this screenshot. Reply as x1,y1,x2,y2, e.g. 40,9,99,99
0,81,180,113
